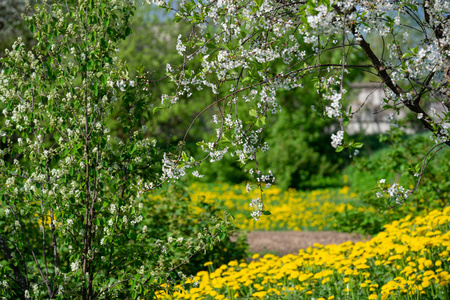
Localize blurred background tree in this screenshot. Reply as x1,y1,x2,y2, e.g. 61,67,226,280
0,0,37,59
115,2,372,190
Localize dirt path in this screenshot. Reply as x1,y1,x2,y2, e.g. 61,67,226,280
245,231,368,256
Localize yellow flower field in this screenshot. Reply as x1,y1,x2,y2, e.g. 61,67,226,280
188,182,371,231
157,207,450,299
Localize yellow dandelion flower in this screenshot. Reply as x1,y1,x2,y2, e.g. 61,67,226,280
251,291,267,298
252,253,260,260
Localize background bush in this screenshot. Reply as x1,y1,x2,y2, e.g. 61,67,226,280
144,182,248,275
334,131,450,235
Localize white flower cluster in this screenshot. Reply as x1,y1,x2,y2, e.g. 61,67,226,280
256,170,275,188
70,260,80,272
377,179,411,205
331,130,344,149
432,125,449,144
306,5,335,31
249,197,263,221
107,79,135,92
147,0,166,5
160,153,195,181
324,90,344,119
176,34,186,56
192,170,204,178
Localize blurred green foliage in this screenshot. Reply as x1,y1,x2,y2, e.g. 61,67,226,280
258,90,343,190
118,3,217,149
335,130,450,235
116,3,370,190
144,182,248,276
0,0,36,59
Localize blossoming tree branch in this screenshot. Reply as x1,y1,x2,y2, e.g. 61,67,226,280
146,0,449,207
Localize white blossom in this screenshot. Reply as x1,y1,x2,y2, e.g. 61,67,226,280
176,34,186,55
331,130,344,149
70,260,80,272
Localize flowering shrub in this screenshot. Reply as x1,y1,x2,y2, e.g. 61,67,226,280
143,183,248,276
333,133,450,235
0,1,232,298
348,133,450,210
157,207,450,299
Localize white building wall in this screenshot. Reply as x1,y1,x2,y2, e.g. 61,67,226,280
345,83,448,135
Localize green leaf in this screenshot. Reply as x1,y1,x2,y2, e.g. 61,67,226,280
260,116,266,125
48,98,53,114
173,14,183,22
406,3,418,11
100,74,107,85
343,131,350,141
415,163,421,173
153,106,162,114
254,0,263,7
241,77,251,84
336,146,345,152
206,42,217,49
182,151,188,161
263,210,271,215
220,43,231,51
130,144,136,154
343,118,349,127
249,109,257,117
402,52,413,59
